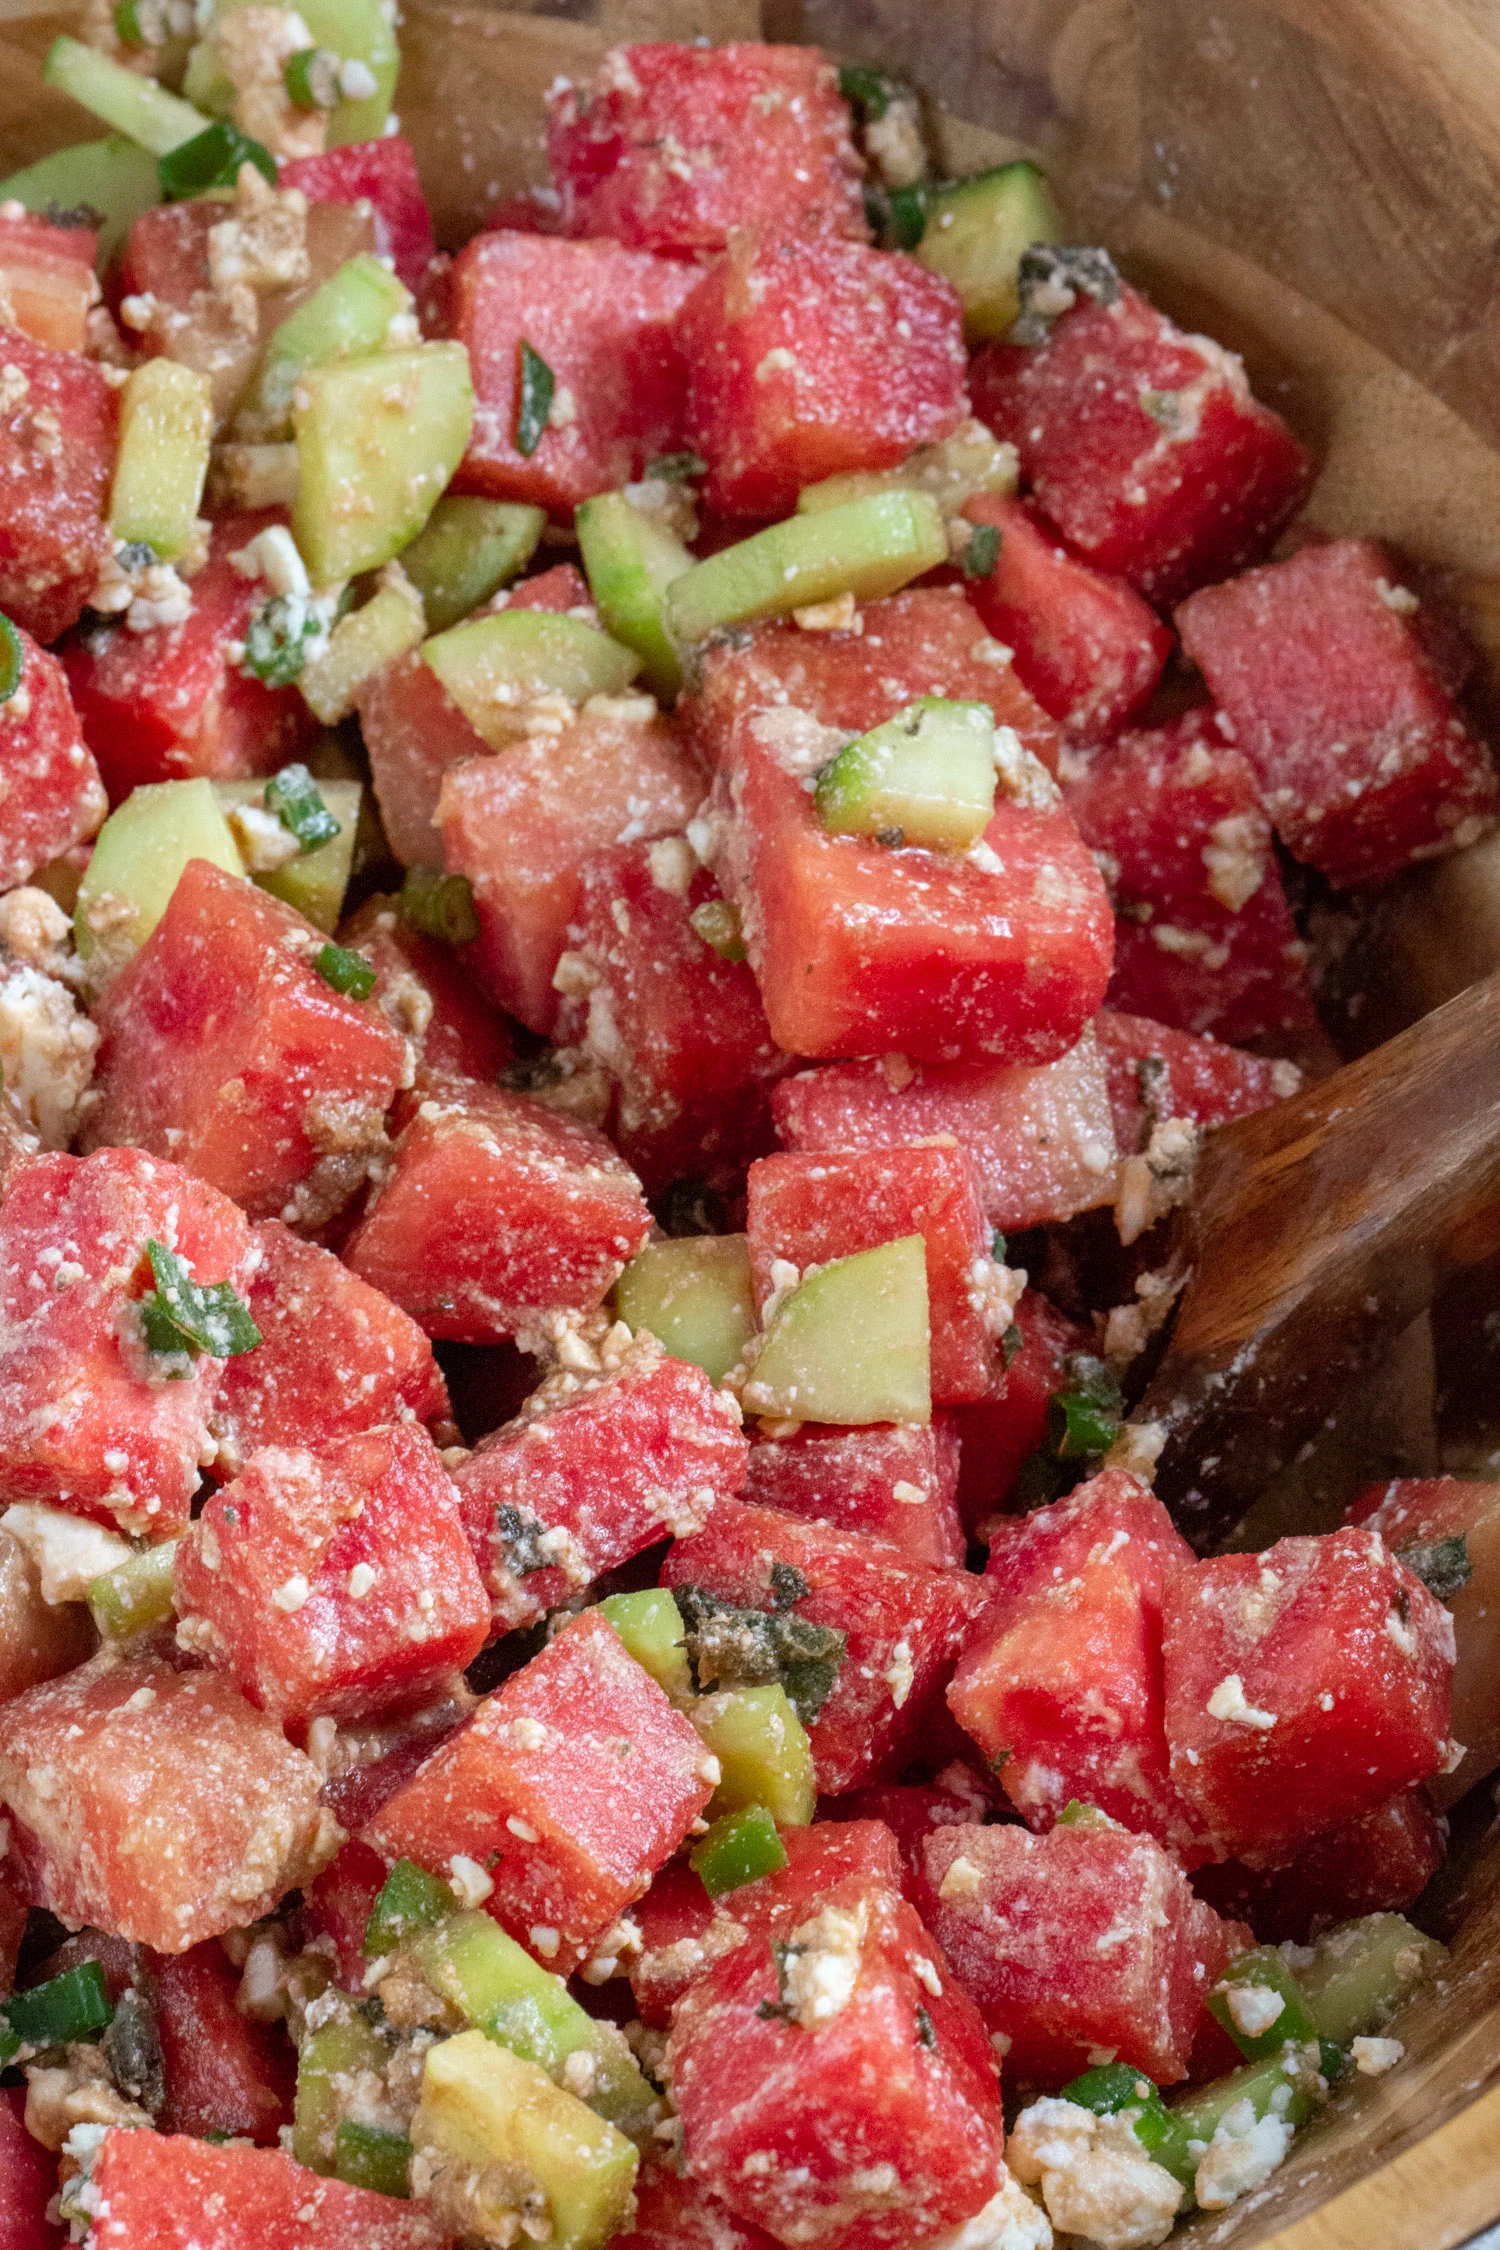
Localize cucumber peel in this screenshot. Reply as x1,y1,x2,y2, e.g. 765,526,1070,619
742,1235,932,1426
665,491,947,644
815,696,997,851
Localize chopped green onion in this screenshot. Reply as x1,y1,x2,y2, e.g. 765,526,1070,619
284,46,341,111
644,451,707,482
838,63,896,120
112,0,148,47
1016,1353,1123,1505
960,521,1001,580
89,1539,179,1640
1063,2060,1165,2118
335,2119,413,2197
688,897,747,963
4,1961,114,2053
690,1805,788,1898
243,595,316,687
264,762,340,854
158,120,276,200
514,339,554,459
363,1858,454,1956
138,1237,261,1363
1397,1533,1472,1601
313,942,376,999
398,864,479,946
0,614,24,705
885,181,930,250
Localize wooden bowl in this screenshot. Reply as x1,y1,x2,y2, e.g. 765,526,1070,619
2,2,1498,2241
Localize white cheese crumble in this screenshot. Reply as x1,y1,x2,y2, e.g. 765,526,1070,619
1192,2093,1295,2210
924,2167,1053,2250
0,960,98,1149
1352,2036,1404,2076
271,1573,311,1613
1008,2099,1183,2250
447,1854,495,1909
1222,1982,1285,2038
1206,1673,1277,1730
779,1899,868,2030
0,1505,132,1604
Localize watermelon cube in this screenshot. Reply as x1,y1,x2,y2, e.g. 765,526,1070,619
662,1501,988,1793
87,858,408,1226
0,1146,252,1535
453,1330,747,1631
0,1651,338,1951
949,1470,1212,1860
297,1835,389,1989
504,563,595,614
0,1522,95,1705
0,625,105,889
668,1872,1005,2250
1095,1008,1300,1159
344,1078,650,1346
0,2085,60,2250
154,1941,294,2144
64,512,317,800
315,1695,473,1837
357,646,489,868
0,211,98,358
1162,1527,1456,1867
552,840,789,1197
613,2159,779,2250
85,2130,449,2250
678,235,967,518
1176,539,1498,886
0,329,116,645
1062,711,1317,1042
971,274,1316,607
922,1820,1241,2086
964,494,1172,740
340,896,513,1106
437,707,705,1035
211,1219,452,1475
545,42,867,258
444,231,695,513
819,1781,989,1905
745,1419,964,1568
281,136,436,290
948,1289,1092,1534
1191,1788,1446,1945
747,1143,1006,1406
175,1423,490,1726
364,1606,715,1970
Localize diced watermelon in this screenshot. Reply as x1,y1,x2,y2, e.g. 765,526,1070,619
971,275,1316,607
949,1470,1212,1860
505,563,594,614
669,1873,1005,2250
662,1501,988,1793
612,2159,780,2250
211,1220,452,1477
1162,1527,1456,1868
0,622,105,889
747,1144,1003,1405
819,1781,988,1905
0,1146,252,1535
315,1694,473,1836
1094,1007,1300,1158
1191,1788,1446,1945
340,897,513,1105
281,137,436,290
175,1423,490,1726
357,647,489,868
0,329,115,645
444,232,695,512
297,1835,389,1989
682,587,1065,780
0,210,98,355
629,1818,904,2028
344,1078,650,1345
436,707,705,1034
923,1821,1241,2086
552,841,789,1197
87,858,407,1226
771,1022,1119,1235
154,1942,295,2144
85,2130,450,2250
1062,712,1317,1042
0,2084,61,2250
745,1419,964,1569
678,236,967,518
545,43,867,258
364,1606,715,1970
704,710,1112,1066
0,1651,337,1951
64,512,316,799
1176,539,1498,886
118,198,218,307
964,494,1172,740
949,1289,1092,1535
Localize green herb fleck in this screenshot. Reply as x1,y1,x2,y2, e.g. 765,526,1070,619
1001,1322,1023,1369
284,45,341,109
138,1238,260,1365
158,120,276,199
645,451,707,482
838,63,898,120
313,943,377,999
494,1501,551,1579
674,1581,846,1726
265,762,340,853
243,596,317,687
399,864,480,946
961,522,1001,580
0,613,23,705
1398,1533,1472,1603
515,340,554,459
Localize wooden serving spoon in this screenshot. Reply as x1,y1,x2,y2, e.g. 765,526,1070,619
1137,966,1500,1549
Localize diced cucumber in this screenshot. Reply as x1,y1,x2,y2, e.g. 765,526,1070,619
293,2004,392,2172
0,136,161,266
421,610,640,751
914,160,1062,340
612,1235,757,1386
691,1684,816,1828
1158,2047,1327,2192
334,2120,412,2198
43,37,207,157
414,2031,638,2250
664,491,948,644
300,581,425,725
400,497,546,634
742,1236,931,1426
815,695,997,851
292,342,473,588
214,777,362,932
798,423,1019,519
246,254,414,440
88,1540,179,1640
1297,1913,1447,2047
412,1913,656,2140
575,491,692,699
364,1857,454,1957
74,778,244,964
188,0,398,145
690,1805,787,1898
109,359,212,564
1207,1947,1321,2065
597,1589,692,1706
2,1961,113,2056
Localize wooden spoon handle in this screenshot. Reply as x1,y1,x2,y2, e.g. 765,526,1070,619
1138,967,1500,1544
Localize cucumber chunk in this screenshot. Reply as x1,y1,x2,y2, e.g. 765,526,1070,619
741,1236,931,1426
187,0,398,145
292,342,473,587
664,491,947,644
400,497,546,634
293,2003,391,2172
798,422,1018,518
597,1588,693,1705
421,610,640,750
246,252,414,439
1158,2046,1327,2192
334,2120,412,2198
364,1856,453,1957
690,1804,787,1897
1207,1947,1321,2065
215,776,361,932
691,1684,817,1828
299,580,425,725
0,136,161,265
414,2031,638,2250
1297,1913,1447,2046
74,778,244,964
575,491,692,698
914,160,1063,340
612,1234,757,1386
814,695,997,851
43,36,207,156
109,359,213,564
88,1540,179,1640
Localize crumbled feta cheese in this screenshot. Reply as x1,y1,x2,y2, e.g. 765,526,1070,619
779,1899,868,2030
793,590,859,633
1376,578,1420,615
749,704,849,780
1222,1982,1286,2038
272,1573,311,1613
939,1855,984,1903
1206,1674,1277,1730
0,959,98,1148
0,1504,132,1604
1008,2098,1183,2250
646,835,698,895
1192,2094,1294,2210
204,6,328,161
1352,2036,1404,2076
447,1853,495,1909
892,1480,926,1506
346,1563,376,1600
529,1924,561,1958
923,2166,1053,2250
228,799,302,873
885,1638,915,1711
992,724,1059,811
